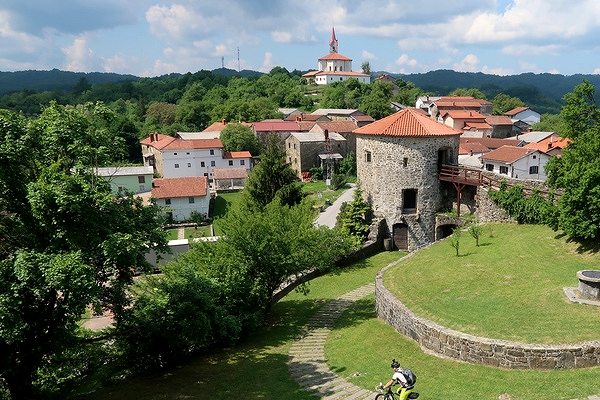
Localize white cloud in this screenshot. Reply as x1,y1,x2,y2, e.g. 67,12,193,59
271,31,292,43
593,68,600,75
260,52,275,73
454,54,479,72
362,50,376,60
396,54,418,67
62,37,95,72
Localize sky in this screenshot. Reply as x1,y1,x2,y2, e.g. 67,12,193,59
2,0,600,78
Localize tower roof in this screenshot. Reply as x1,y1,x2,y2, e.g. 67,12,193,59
354,108,462,137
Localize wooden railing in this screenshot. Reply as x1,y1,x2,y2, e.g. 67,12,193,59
438,164,560,200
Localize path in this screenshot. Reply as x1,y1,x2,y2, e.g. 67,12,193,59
314,183,357,229
287,283,600,400
288,283,378,400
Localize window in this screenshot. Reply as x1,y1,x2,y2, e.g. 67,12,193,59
139,185,145,192
201,161,205,167
228,160,233,166
210,161,216,167
165,198,171,205
402,189,417,212
174,152,177,156
210,149,215,155
187,163,191,167
403,158,408,168
240,160,245,165
499,166,509,175
138,176,145,183
288,143,291,148
204,173,208,177
174,163,179,168
365,151,372,163
189,197,195,204
485,163,494,171
529,165,539,174
532,155,537,159
186,152,190,155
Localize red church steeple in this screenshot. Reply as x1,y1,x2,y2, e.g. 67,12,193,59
329,27,338,53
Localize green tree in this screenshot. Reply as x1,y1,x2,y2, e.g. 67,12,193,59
361,61,371,75
0,103,168,399
360,81,394,119
243,133,302,210
175,200,355,330
448,227,462,256
219,123,260,155
336,188,372,241
492,93,526,115
531,113,564,134
546,80,600,239
449,88,486,99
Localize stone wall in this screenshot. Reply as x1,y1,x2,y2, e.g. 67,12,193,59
375,260,600,369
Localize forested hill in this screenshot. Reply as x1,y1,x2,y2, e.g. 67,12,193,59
0,69,139,95
0,68,262,95
393,70,600,114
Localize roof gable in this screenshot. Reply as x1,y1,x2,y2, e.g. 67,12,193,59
151,176,208,198
480,145,541,163
162,138,223,150
354,108,461,137
252,121,301,132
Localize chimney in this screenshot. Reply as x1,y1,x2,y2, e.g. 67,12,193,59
528,127,533,132
222,119,226,125
469,150,473,157
324,129,329,140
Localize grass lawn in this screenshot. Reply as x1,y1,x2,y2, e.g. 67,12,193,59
302,181,352,208
385,223,600,343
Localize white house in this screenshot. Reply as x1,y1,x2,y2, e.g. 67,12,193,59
480,146,550,180
95,166,154,195
151,176,210,222
302,28,370,85
141,133,252,180
504,107,541,126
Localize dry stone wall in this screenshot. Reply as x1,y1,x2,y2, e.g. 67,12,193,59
375,262,600,369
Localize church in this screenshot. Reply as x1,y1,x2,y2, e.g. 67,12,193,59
302,28,371,85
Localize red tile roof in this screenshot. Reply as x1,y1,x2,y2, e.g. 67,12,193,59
203,120,251,132
212,167,248,180
442,110,487,119
161,138,223,150
480,146,539,163
151,176,208,199
353,108,461,137
459,142,490,155
485,115,514,126
312,121,359,133
140,133,177,149
460,137,523,149
318,53,353,61
504,107,530,116
463,122,492,130
223,151,252,159
433,96,492,107
252,121,301,132
524,136,571,153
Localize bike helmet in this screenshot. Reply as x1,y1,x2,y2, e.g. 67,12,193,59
391,359,401,369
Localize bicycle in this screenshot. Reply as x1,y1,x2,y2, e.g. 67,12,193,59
375,382,419,400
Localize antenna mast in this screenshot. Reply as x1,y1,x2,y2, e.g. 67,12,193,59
221,56,224,68
237,47,240,72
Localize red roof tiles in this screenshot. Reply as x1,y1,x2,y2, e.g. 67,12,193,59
353,108,461,137
480,146,539,163
152,176,208,199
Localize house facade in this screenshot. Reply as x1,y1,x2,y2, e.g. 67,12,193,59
141,133,252,180
95,166,154,195
480,146,550,180
504,107,541,126
302,28,370,85
152,176,210,222
286,131,347,179
355,108,461,251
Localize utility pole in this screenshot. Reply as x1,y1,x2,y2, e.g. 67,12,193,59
237,47,240,72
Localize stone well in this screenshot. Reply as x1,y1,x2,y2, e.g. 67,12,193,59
577,270,600,300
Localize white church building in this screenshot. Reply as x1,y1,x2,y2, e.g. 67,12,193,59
303,28,371,85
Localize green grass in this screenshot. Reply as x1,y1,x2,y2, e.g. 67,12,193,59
326,296,600,400
302,181,351,208
385,223,600,343
74,251,405,400
164,229,179,241
184,226,212,238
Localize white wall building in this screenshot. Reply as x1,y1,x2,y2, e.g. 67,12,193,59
151,176,210,222
480,146,550,180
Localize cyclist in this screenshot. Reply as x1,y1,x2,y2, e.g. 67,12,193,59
382,359,407,390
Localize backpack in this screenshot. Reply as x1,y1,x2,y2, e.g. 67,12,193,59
402,368,417,386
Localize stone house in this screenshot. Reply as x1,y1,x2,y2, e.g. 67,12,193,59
355,108,461,251
286,131,347,179
309,120,359,156
441,110,492,138
484,115,515,138
251,120,302,147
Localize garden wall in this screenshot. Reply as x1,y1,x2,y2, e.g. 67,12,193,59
375,258,600,370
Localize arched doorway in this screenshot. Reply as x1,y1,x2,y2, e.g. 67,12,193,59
436,224,457,241
393,223,409,251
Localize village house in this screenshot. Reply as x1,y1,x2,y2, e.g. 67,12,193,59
417,96,493,120
458,137,525,168
480,146,550,180
484,115,515,138
311,108,374,126
212,167,248,191
151,176,210,222
309,120,360,156
251,120,302,147
286,130,347,179
523,136,570,157
95,166,154,195
504,106,541,128
302,28,371,85
140,133,252,180
441,110,492,138
355,108,461,251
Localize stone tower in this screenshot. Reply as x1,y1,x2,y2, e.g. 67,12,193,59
354,108,461,251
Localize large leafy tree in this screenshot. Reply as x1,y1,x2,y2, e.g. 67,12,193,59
0,102,168,399
546,80,600,239
220,123,260,155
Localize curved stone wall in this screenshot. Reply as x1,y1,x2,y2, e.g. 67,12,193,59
375,260,600,370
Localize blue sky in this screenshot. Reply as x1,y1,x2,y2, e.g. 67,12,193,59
2,0,600,77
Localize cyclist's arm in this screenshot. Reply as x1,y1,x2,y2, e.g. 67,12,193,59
382,379,395,389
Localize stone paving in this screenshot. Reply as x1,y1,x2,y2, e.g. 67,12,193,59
288,283,379,400
288,283,600,400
